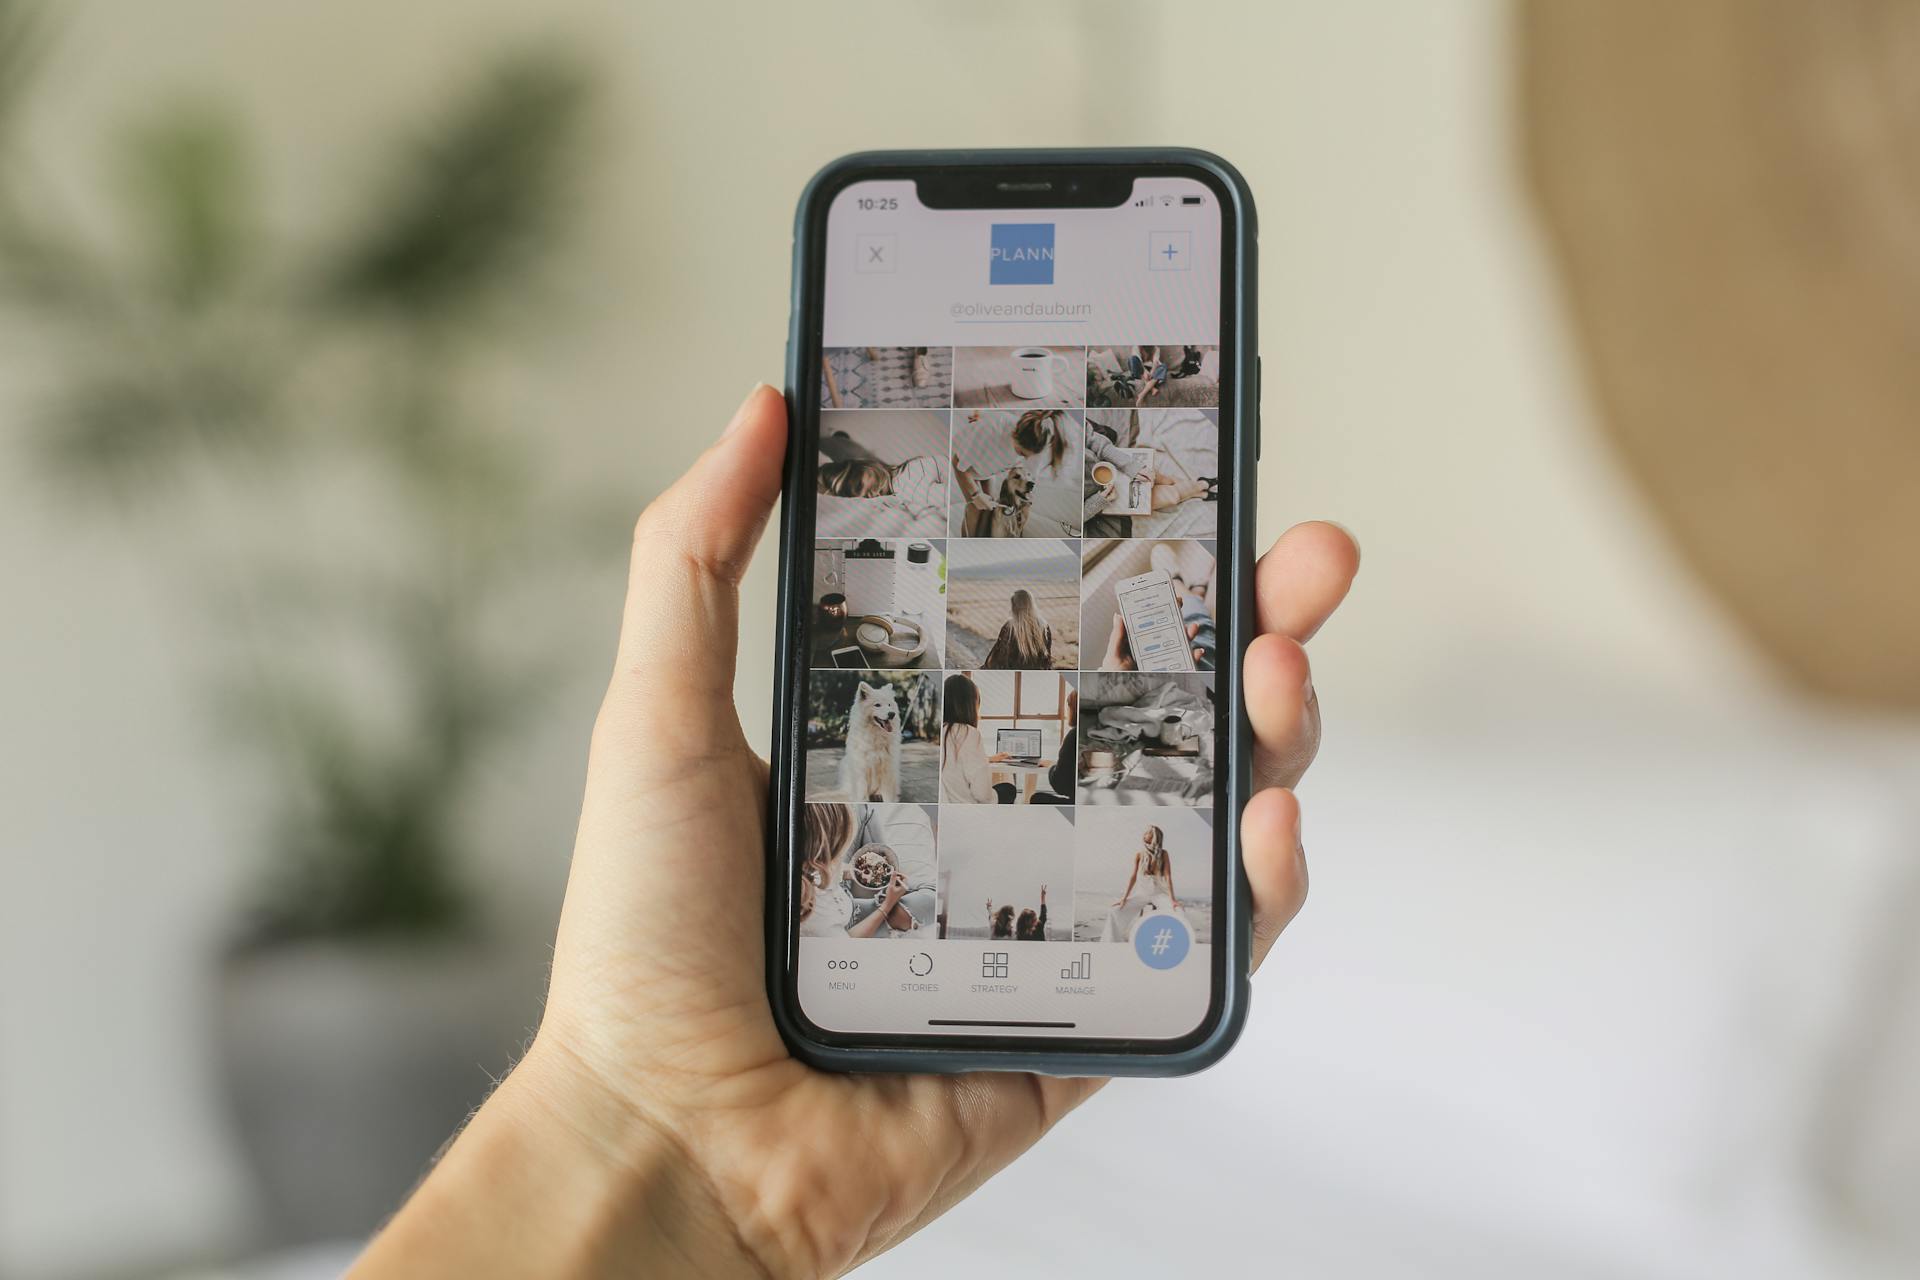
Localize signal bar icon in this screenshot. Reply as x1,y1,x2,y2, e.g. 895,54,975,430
1060,952,1093,981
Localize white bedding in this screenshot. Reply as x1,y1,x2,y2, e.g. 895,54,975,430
1130,407,1219,539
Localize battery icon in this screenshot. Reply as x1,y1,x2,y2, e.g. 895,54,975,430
1181,196,1204,205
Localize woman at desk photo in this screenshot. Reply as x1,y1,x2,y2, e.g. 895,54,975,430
940,673,1015,804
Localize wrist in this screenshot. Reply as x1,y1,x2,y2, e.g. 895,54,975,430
353,1035,761,1280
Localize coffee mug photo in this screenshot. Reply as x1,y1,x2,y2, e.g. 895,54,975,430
1081,408,1219,540
1077,672,1215,806
953,345,1086,409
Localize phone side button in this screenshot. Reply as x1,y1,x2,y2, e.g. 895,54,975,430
1254,356,1263,460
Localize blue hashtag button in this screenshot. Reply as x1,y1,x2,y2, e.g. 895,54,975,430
1133,913,1191,970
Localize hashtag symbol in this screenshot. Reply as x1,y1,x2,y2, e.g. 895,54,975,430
1150,927,1172,956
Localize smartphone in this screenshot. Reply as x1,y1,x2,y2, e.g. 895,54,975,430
768,150,1257,1076
1115,569,1196,674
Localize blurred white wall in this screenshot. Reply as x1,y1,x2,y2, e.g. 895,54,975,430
1,1,1785,1276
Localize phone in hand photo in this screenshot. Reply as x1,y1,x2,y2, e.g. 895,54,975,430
767,149,1257,1076
1115,569,1196,673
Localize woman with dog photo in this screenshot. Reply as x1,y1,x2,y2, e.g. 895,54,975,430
949,409,1083,538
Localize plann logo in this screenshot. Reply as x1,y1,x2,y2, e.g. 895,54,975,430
989,223,1055,285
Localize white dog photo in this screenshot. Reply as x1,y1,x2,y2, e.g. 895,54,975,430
805,670,940,804
840,682,902,803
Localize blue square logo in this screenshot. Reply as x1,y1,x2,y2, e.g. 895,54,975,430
989,223,1054,285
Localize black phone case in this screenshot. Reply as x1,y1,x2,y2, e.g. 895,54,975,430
766,148,1259,1077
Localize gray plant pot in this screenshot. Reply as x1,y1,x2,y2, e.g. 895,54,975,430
216,934,548,1246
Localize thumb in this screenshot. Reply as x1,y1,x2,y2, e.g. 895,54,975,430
599,384,787,759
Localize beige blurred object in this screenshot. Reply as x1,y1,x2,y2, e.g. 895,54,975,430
1519,0,1920,710
1522,1,1920,1258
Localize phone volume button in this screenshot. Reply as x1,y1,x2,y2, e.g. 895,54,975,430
1254,356,1264,460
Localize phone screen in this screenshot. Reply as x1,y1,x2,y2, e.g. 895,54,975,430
792,171,1229,1045
1115,569,1198,674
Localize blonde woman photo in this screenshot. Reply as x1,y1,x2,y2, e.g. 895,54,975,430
982,588,1055,670
1105,824,1181,941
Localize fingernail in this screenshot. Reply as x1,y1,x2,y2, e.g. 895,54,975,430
725,383,774,437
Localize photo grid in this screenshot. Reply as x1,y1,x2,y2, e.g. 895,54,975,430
801,345,1221,959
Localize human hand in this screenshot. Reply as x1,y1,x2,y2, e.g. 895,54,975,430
880,872,909,911
1102,613,1136,670
1187,620,1209,669
1103,613,1208,671
354,385,1360,1280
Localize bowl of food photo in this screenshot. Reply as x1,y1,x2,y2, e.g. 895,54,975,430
846,844,898,898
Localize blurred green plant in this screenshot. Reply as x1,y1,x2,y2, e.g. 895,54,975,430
1,3,603,945
806,672,940,746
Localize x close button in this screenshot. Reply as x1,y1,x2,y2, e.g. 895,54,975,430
856,233,896,273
